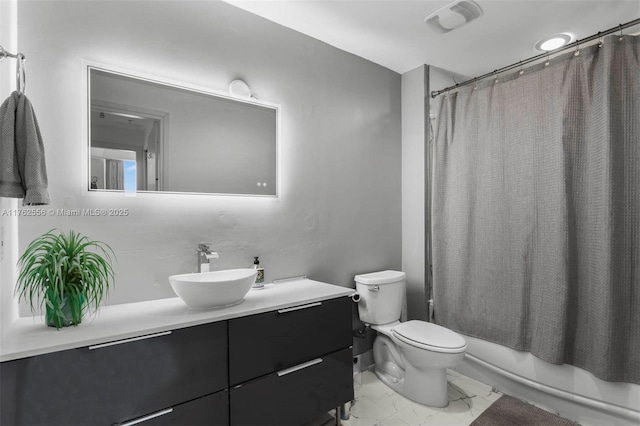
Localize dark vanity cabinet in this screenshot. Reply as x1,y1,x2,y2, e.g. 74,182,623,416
0,321,228,426
121,391,229,426
229,296,353,426
0,294,353,426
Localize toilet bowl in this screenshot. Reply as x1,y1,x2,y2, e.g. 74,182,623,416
355,270,467,407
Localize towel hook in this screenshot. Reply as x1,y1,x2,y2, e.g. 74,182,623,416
16,53,26,93
0,44,27,93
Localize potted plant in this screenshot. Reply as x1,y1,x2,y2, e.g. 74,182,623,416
16,229,115,329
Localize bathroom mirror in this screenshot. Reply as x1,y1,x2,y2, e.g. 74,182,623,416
87,66,278,196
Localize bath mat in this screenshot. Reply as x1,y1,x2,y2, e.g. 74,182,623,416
470,395,580,426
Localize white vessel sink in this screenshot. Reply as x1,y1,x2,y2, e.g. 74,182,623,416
169,268,258,309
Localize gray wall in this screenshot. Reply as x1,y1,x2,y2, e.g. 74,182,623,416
15,0,402,315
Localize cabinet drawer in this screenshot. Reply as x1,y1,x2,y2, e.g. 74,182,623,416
0,321,228,426
230,347,353,426
117,390,228,426
229,296,352,385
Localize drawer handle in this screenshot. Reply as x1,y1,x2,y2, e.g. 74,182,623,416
277,358,323,377
118,408,173,426
277,302,322,314
89,331,172,350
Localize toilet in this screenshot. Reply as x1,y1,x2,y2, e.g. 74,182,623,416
355,270,466,407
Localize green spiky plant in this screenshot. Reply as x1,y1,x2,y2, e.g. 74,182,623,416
16,229,115,329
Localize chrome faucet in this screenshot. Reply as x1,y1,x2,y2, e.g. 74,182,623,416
197,243,219,273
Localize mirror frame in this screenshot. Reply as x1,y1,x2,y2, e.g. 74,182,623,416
82,60,280,198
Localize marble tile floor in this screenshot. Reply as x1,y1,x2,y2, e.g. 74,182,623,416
332,369,503,426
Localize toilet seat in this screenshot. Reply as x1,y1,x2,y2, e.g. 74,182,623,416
392,320,466,354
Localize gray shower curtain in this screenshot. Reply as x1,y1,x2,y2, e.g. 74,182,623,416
105,159,124,190
432,35,639,384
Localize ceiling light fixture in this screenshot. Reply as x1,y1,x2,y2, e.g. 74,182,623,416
534,33,573,52
229,79,252,98
99,110,147,120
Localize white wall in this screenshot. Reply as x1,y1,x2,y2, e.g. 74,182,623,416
429,65,470,106
0,0,19,328
401,65,428,320
15,0,402,315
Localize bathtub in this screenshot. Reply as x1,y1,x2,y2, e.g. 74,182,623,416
454,334,640,426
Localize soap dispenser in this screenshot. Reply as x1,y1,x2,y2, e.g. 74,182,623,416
252,256,265,289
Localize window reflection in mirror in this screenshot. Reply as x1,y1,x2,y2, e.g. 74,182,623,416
90,147,139,191
87,66,278,196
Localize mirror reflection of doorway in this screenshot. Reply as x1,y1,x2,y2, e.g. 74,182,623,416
90,148,137,191
89,103,164,191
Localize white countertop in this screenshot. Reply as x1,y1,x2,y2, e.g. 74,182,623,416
0,278,354,362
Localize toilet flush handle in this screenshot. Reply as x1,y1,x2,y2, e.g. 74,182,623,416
369,285,380,292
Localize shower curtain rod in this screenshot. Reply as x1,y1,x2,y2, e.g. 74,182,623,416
431,18,640,98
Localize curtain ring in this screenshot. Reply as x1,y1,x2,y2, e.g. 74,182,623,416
544,53,550,66
618,24,623,41
596,31,603,48
473,78,478,90
518,61,524,75
493,70,499,84
574,42,580,56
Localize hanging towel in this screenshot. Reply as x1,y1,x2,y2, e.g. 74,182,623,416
0,91,50,205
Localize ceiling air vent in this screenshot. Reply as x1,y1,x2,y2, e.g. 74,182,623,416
424,0,483,34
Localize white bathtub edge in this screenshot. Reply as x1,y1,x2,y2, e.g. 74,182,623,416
457,352,640,426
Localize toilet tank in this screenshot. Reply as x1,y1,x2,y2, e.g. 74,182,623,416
355,270,406,325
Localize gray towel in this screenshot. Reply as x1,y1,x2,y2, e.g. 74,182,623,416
0,91,50,205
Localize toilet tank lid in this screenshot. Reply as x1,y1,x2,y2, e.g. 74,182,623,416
354,270,406,285
393,320,467,350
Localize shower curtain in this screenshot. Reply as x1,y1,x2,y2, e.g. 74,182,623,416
432,35,639,384
105,159,124,190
